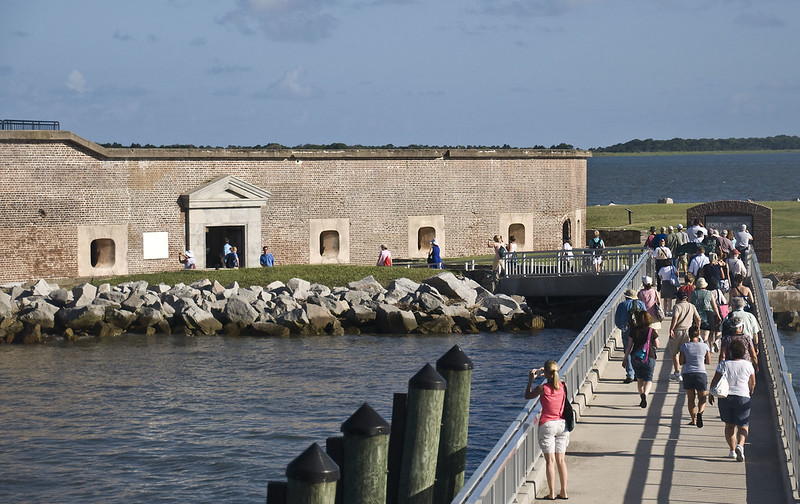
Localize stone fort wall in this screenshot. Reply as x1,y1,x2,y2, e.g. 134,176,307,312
0,131,588,282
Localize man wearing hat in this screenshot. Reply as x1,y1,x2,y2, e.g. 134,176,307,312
668,290,701,381
615,288,646,383
726,249,747,278
722,297,761,348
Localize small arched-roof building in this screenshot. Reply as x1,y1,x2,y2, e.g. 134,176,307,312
0,130,590,282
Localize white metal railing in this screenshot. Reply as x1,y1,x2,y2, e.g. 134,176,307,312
749,250,800,499
452,251,653,504
502,247,641,277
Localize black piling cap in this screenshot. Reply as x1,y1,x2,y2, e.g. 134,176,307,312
341,402,391,437
436,345,474,372
286,442,340,483
409,363,447,390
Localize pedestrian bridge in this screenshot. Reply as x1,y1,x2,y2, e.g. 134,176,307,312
454,250,800,503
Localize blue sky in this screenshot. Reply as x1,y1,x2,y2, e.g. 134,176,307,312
2,0,799,149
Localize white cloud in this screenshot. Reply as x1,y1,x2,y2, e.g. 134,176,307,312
261,66,319,99
220,0,339,42
66,70,89,93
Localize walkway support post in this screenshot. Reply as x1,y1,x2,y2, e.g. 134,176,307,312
434,345,474,503
286,442,340,504
340,402,391,504
397,363,447,504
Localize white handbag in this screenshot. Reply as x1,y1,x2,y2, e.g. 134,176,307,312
710,368,730,398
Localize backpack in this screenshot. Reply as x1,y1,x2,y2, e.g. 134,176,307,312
498,245,507,258
629,299,645,329
590,237,602,249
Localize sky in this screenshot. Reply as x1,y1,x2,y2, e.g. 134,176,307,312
2,0,799,150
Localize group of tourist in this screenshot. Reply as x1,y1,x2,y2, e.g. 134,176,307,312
525,220,759,499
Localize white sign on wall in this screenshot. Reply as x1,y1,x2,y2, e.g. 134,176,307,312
142,232,169,259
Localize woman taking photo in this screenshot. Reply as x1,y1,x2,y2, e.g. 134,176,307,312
525,360,569,500
623,310,660,408
709,339,756,461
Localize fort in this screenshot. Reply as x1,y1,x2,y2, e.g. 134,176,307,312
0,131,589,283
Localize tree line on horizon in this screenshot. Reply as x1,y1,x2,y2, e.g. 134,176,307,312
98,135,800,152
592,135,800,153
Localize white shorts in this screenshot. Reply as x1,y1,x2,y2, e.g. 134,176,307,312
538,419,570,453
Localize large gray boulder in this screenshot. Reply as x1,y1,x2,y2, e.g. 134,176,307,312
19,300,60,329
252,321,291,337
182,305,223,335
71,283,97,307
48,288,73,307
347,304,377,326
59,304,107,331
385,278,422,303
348,276,386,296
375,304,418,334
276,307,310,333
0,290,15,317
31,279,57,297
423,272,481,306
224,296,259,326
306,303,336,332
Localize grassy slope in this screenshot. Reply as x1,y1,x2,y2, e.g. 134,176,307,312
586,201,800,274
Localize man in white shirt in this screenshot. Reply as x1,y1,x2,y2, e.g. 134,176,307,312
735,224,753,254
727,249,747,278
687,219,708,243
689,246,710,277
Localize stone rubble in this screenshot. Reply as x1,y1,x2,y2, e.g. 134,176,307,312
0,272,546,344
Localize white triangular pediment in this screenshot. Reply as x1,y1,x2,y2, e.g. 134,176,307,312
182,175,270,209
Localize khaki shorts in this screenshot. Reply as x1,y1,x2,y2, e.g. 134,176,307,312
669,329,690,355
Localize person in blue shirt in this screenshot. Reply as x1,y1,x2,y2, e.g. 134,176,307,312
260,246,275,267
615,288,646,383
427,239,442,269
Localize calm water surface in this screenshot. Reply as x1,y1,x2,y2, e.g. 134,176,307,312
0,330,575,503
588,151,800,205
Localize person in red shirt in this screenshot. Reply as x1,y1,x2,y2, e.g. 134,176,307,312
526,360,570,500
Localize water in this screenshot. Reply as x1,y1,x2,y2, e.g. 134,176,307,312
588,151,800,206
0,330,576,503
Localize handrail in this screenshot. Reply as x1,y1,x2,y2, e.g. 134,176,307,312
749,250,800,499
0,119,60,130
452,251,653,503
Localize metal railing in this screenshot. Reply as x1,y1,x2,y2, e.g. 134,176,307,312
452,251,653,503
501,247,641,277
749,250,800,499
0,119,60,130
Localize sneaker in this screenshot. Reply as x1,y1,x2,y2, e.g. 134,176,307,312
729,450,737,460
623,377,635,384
735,445,745,462
669,372,680,381
696,412,703,428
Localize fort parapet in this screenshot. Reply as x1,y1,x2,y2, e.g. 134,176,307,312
0,131,589,282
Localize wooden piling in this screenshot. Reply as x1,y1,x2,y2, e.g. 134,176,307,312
286,442,340,504
340,402,391,504
396,363,447,504
434,345,474,503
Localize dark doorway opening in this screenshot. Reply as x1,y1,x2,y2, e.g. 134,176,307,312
563,220,572,244
206,226,245,268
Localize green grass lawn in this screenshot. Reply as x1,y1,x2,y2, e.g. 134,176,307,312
586,200,800,274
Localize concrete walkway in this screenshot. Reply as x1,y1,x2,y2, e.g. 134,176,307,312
531,319,793,503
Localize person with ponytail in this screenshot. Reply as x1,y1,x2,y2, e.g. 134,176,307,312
526,360,569,500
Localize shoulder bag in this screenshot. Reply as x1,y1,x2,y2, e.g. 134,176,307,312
709,365,730,398
561,382,575,432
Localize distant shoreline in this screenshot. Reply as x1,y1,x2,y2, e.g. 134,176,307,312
591,149,800,157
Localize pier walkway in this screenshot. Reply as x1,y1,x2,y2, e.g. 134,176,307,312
454,249,800,504
535,318,790,503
